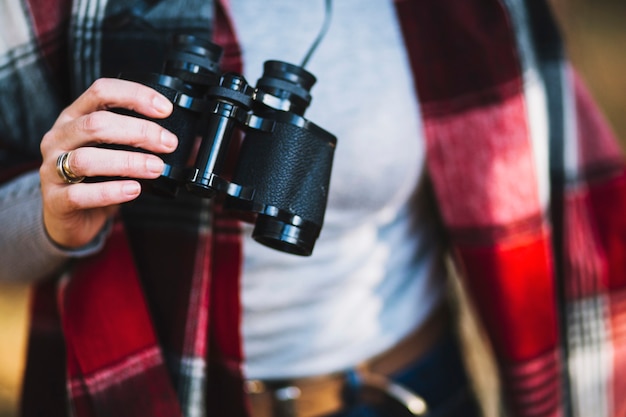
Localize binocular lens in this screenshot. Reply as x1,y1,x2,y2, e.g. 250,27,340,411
164,34,223,87
252,215,319,256
255,61,316,115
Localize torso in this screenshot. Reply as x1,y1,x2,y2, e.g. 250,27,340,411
230,0,447,379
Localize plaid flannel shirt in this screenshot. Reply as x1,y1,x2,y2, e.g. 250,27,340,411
2,1,626,417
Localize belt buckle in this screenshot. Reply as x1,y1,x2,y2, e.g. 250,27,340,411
348,367,428,416
246,380,302,417
274,386,302,417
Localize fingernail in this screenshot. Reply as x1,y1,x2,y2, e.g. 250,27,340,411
152,95,172,114
146,158,165,174
161,130,178,150
123,182,141,196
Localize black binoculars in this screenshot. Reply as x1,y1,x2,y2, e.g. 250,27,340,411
117,34,337,256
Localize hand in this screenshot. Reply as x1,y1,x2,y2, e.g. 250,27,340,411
39,78,178,249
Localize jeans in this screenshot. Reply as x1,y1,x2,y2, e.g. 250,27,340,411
328,331,481,417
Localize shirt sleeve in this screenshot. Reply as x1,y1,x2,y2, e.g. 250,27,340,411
0,170,109,283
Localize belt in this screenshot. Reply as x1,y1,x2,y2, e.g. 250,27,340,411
245,304,449,417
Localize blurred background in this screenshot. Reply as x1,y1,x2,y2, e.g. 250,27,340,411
1,1,625,416
552,0,626,141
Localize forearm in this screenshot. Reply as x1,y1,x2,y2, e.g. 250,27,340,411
0,170,106,283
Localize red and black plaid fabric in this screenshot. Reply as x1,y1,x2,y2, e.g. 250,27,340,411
2,0,626,416
395,1,626,416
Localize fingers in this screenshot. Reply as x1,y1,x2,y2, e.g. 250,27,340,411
58,78,173,122
49,180,142,212
44,110,178,154
50,147,166,183
41,179,138,248
41,78,177,157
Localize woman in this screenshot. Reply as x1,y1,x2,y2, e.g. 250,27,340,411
1,1,625,416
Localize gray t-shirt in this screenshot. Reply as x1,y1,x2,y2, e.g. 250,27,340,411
231,0,447,379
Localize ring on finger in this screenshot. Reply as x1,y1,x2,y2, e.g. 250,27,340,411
56,151,85,184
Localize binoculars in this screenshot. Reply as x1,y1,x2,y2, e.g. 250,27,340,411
117,34,337,256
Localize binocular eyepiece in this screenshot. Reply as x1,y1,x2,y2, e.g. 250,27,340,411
117,34,337,256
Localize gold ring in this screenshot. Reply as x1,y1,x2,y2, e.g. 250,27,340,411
55,151,85,184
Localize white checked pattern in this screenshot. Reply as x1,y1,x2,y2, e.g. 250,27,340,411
0,1,32,55
0,1,38,78
567,296,612,417
501,0,551,214
70,0,107,95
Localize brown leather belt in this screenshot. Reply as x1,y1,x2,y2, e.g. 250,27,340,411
245,304,449,417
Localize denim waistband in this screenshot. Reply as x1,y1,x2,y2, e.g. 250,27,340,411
333,330,480,417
